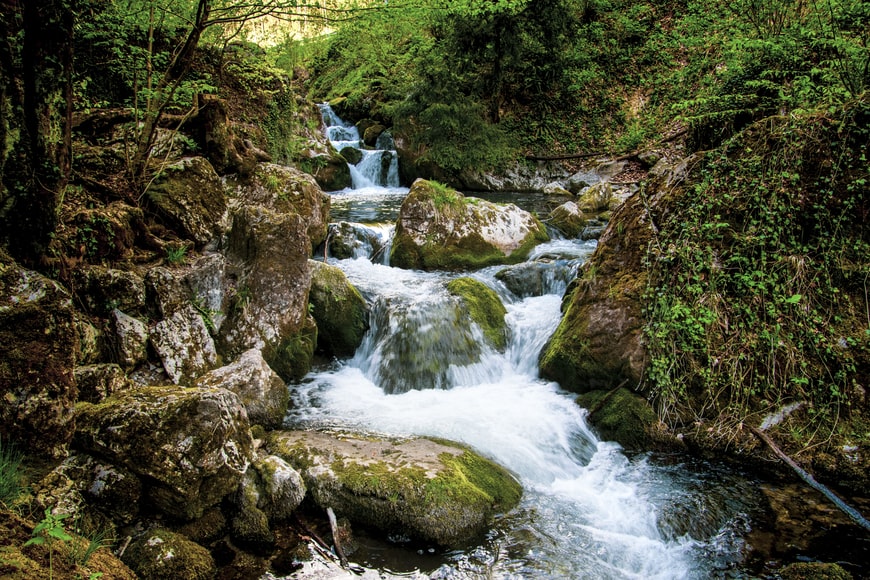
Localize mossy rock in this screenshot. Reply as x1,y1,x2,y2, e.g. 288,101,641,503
547,201,586,238
780,562,853,580
267,430,521,547
123,528,216,580
339,146,363,165
308,260,369,356
447,277,507,351
266,314,317,383
575,387,669,451
391,179,548,271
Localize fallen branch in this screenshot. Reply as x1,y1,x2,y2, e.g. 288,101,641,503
327,507,349,568
750,426,870,532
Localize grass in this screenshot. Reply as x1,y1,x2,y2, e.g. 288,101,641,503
0,438,24,510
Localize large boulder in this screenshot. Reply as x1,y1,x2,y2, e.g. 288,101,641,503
74,386,253,520
308,260,368,356
144,156,228,247
267,430,521,547
446,277,507,351
71,265,146,316
547,201,586,238
122,528,216,580
195,348,289,429
226,163,331,250
391,179,548,271
0,260,78,458
150,304,218,385
219,205,314,382
575,388,671,451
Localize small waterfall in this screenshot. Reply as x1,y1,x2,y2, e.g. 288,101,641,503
319,104,401,189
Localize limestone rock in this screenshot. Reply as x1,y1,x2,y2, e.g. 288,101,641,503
0,261,78,458
576,182,613,213
539,157,701,392
391,179,548,271
74,386,253,520
74,364,133,403
111,309,149,370
548,201,586,238
226,163,331,250
71,265,146,316
446,277,507,351
220,205,313,382
496,262,551,298
252,455,306,521
325,221,387,261
66,202,143,262
145,156,228,247
308,260,368,356
267,430,521,547
195,348,289,429
146,254,227,329
123,528,216,580
151,304,218,385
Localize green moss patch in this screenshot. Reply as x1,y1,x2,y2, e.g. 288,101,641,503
447,277,507,350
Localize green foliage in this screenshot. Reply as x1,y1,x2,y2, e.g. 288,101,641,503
0,438,24,510
25,509,74,580
164,243,189,265
642,101,870,430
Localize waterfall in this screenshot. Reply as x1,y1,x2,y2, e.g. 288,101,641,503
319,104,401,189
285,111,764,579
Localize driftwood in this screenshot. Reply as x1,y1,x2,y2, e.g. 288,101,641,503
749,426,870,532
327,507,349,568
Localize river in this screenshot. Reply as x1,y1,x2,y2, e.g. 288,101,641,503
279,105,867,579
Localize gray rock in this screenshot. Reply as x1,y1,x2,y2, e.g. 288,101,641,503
75,386,253,520
0,262,77,458
123,528,216,580
267,430,521,547
547,201,586,238
195,348,288,429
75,363,132,403
151,304,218,385
111,309,149,370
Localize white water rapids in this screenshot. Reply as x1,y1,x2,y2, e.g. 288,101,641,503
281,107,762,578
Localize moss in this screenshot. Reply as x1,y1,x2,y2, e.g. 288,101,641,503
447,277,507,350
576,388,662,450
433,449,522,509
267,316,317,382
122,528,215,580
780,562,853,580
308,261,368,356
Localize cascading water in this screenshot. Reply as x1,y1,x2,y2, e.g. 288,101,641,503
288,107,768,578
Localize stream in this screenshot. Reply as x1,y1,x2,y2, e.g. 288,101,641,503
279,106,868,579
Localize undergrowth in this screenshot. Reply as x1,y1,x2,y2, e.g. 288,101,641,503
642,99,870,440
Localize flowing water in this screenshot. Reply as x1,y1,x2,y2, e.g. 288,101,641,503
284,106,862,579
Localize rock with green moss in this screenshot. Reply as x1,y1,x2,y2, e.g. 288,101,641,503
219,205,313,382
339,146,363,165
225,163,331,250
576,182,613,213
308,260,369,356
195,348,288,429
780,562,853,580
390,179,549,271
0,260,78,458
267,430,521,547
446,277,507,351
548,201,586,238
575,388,672,451
151,304,218,385
123,528,216,580
71,265,145,316
74,386,253,520
145,156,228,247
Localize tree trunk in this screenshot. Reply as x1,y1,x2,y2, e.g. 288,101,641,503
0,0,75,264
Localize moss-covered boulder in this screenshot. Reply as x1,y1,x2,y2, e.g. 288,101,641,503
363,123,386,147
780,562,853,580
219,205,313,382
267,430,521,547
0,260,78,458
547,201,586,238
446,277,507,351
74,386,253,520
151,304,218,385
575,388,672,451
538,156,689,393
225,163,331,250
123,528,216,580
71,265,146,317
195,348,289,429
391,179,548,271
64,202,144,263
339,146,363,165
308,260,368,356
576,182,613,213
145,156,228,247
